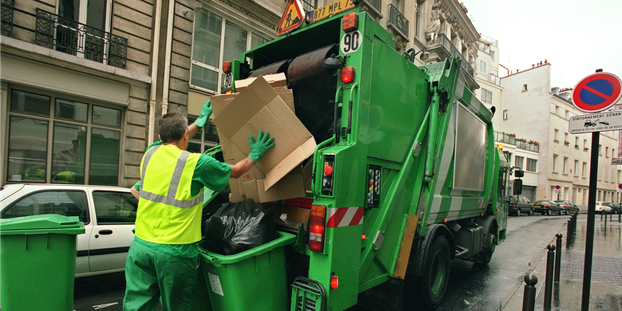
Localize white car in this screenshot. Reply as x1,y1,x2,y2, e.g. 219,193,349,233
1,184,137,277
595,201,612,214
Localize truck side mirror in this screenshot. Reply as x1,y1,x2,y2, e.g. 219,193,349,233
514,170,524,178
513,179,523,195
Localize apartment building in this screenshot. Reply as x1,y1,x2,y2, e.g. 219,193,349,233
1,0,482,187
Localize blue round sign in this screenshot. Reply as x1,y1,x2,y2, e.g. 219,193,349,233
572,73,622,112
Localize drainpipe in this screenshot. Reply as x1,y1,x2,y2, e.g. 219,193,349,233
147,0,163,144
160,0,175,116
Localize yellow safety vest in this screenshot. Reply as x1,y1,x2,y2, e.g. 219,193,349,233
136,145,204,244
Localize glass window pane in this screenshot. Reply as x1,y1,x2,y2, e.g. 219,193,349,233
55,98,88,122
52,123,86,183
89,128,120,185
251,33,267,49
204,124,219,143
187,142,201,153
93,191,138,224
192,10,222,67
10,90,51,116
93,106,121,127
1,190,89,224
8,117,48,182
191,64,219,90
223,22,247,63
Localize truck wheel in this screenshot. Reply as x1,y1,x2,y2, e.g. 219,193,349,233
474,220,497,265
416,235,451,309
528,209,533,216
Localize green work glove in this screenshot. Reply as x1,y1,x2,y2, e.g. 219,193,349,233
248,131,275,162
192,100,212,128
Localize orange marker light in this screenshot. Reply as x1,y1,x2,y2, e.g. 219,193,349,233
223,61,232,74
342,13,358,32
330,275,339,289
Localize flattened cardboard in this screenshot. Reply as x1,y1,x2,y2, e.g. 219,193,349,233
242,168,306,203
234,73,288,91
213,76,316,191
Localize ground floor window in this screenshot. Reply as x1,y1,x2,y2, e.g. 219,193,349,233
7,88,123,185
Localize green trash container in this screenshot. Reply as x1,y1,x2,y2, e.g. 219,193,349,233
198,231,295,311
0,215,84,311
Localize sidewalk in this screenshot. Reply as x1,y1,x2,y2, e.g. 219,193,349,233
504,213,622,310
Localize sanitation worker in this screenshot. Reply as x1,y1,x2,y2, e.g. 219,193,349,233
123,100,274,311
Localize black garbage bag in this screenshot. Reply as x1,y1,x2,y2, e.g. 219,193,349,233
202,199,278,255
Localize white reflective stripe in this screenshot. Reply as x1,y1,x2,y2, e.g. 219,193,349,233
140,146,203,209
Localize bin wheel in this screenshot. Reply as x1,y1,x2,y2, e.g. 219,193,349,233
414,235,450,309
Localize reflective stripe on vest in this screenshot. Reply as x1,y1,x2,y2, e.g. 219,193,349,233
139,145,204,208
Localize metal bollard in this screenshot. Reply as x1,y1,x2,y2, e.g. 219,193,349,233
555,234,562,283
544,244,555,310
523,274,538,311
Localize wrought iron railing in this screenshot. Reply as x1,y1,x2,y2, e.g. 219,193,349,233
35,8,128,69
1,0,14,37
438,33,474,77
388,4,408,39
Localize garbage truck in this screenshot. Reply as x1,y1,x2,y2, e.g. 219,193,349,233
211,1,511,310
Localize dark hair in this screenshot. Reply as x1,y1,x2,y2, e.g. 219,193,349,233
158,113,188,143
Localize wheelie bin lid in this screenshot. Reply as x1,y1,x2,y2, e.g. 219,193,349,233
0,215,85,235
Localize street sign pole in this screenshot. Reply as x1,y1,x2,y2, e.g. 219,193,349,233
581,131,598,311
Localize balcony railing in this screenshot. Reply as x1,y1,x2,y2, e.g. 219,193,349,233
363,0,382,14
388,4,408,39
1,0,14,37
35,8,128,69
438,33,474,78
495,131,540,153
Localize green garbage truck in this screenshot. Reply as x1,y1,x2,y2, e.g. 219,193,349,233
215,1,511,310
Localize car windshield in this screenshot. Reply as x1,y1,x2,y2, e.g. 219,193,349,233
534,201,548,204
554,201,565,204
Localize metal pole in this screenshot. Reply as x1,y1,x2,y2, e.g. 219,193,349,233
581,131,599,311
555,234,562,283
523,274,538,311
544,244,555,310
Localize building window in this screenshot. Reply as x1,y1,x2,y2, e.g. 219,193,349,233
563,156,568,173
7,89,122,185
554,129,559,142
583,162,587,177
515,156,524,170
564,133,569,145
479,60,487,74
56,0,113,62
553,154,558,172
584,139,588,150
565,110,570,119
481,88,493,104
503,109,508,120
575,137,579,148
606,147,609,157
574,160,579,176
188,120,220,154
522,84,528,92
191,9,269,94
526,158,537,172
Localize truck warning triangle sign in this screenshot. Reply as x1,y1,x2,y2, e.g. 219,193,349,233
277,0,305,35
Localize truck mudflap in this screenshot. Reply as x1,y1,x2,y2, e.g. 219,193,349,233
291,276,326,311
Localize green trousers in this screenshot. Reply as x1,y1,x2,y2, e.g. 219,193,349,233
123,241,198,311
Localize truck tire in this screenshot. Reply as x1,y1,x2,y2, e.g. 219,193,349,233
474,217,497,265
415,235,451,309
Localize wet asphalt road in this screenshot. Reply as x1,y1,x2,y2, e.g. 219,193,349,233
72,214,570,311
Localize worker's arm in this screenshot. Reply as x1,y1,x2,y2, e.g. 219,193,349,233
230,157,255,178
189,100,212,138
130,187,139,200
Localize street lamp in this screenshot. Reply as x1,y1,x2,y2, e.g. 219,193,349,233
404,48,430,63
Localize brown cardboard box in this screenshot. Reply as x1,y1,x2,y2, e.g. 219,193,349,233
211,75,315,203
213,75,316,191
234,73,288,91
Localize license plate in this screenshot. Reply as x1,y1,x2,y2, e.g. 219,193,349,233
309,0,355,24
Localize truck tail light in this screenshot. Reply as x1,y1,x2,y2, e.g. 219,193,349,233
330,275,339,289
223,61,232,74
342,13,358,32
340,66,355,83
309,205,326,252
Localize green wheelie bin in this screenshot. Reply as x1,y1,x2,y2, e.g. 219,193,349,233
0,215,84,311
198,231,295,311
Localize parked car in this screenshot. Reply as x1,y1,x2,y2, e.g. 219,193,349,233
605,202,621,214
507,195,534,216
595,201,612,214
554,200,577,215
0,184,137,277
533,200,562,215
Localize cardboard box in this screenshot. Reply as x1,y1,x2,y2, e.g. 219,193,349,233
234,73,288,91
213,75,316,191
211,75,315,203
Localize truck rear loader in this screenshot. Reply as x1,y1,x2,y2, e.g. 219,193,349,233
212,1,511,310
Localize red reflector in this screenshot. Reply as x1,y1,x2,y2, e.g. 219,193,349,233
330,275,339,289
309,205,326,252
223,61,232,74
342,13,358,32
340,66,355,83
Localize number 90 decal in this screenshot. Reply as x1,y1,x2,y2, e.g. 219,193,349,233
340,30,362,54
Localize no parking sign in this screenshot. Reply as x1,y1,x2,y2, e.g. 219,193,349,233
572,72,622,112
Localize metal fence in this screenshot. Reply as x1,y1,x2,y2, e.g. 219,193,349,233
388,4,408,39
1,0,14,37
34,8,128,69
438,33,475,78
